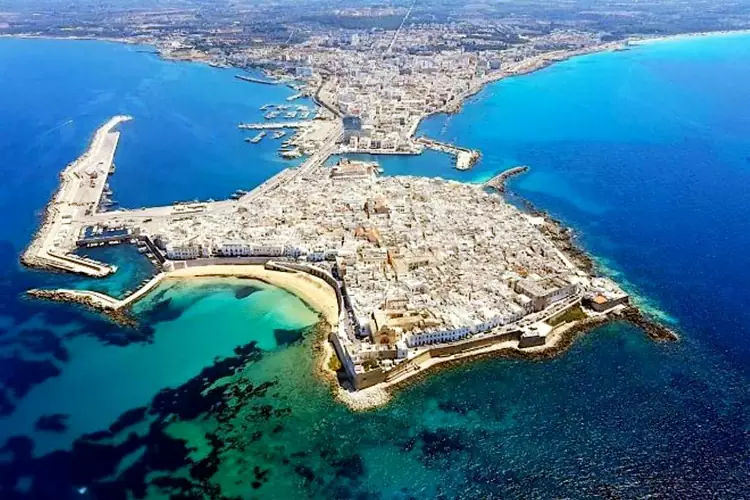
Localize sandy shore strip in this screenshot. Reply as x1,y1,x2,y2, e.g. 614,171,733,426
27,263,340,328
166,265,339,327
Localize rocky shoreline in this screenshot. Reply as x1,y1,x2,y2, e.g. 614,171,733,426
509,192,678,342
385,316,613,396
310,320,338,388
384,305,678,393
321,183,679,412
619,307,679,341
339,305,677,412
20,179,61,269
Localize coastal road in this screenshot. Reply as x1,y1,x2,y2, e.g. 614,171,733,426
387,0,418,54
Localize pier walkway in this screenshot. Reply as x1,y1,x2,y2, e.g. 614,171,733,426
235,75,277,85
335,146,422,156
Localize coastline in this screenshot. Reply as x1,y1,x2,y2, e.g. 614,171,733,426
333,304,677,412
14,29,689,413
328,167,679,412
167,265,340,328
431,28,750,119
28,264,341,329
5,27,750,126
1,23,749,500
503,175,678,339
632,28,750,45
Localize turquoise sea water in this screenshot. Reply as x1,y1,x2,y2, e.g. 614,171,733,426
1,35,749,498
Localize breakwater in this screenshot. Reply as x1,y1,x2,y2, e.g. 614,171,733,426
484,165,530,191
27,289,137,327
21,115,132,277
416,137,480,170
235,74,276,85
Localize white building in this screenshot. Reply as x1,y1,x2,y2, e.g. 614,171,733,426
165,243,201,260
217,241,249,257
406,326,471,347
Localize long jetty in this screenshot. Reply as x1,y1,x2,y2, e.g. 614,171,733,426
82,121,342,228
235,74,277,85
22,115,132,277
238,121,313,130
23,114,342,281
484,165,530,192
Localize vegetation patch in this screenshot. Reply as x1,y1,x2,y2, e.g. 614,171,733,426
548,305,587,327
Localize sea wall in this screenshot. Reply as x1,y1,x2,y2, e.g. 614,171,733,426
349,330,523,391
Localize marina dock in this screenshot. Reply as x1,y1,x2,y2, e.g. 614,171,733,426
416,137,480,170
246,131,267,143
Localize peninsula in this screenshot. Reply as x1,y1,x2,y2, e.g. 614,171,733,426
24,112,674,410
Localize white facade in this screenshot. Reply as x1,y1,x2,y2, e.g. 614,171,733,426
407,326,471,347
217,241,248,256
165,243,201,260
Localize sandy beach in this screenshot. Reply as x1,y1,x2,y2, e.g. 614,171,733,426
28,263,341,329
165,265,340,327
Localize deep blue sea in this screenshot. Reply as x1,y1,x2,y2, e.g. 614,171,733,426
1,35,749,499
